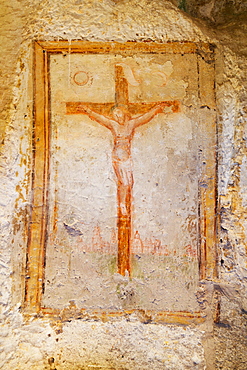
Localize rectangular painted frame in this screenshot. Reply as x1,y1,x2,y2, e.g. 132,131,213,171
24,41,217,324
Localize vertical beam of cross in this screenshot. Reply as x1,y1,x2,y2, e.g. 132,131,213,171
115,66,132,275
115,65,129,106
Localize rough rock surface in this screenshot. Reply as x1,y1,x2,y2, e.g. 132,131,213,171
0,0,246,368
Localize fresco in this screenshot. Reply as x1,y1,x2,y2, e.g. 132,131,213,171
25,42,216,320
40,50,200,312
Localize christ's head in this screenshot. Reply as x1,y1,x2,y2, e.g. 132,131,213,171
112,106,130,125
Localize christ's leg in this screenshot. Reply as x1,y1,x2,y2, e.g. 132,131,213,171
113,160,133,215
118,185,129,215
112,158,133,276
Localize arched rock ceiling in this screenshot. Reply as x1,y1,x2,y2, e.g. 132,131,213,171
169,0,247,55
171,0,247,25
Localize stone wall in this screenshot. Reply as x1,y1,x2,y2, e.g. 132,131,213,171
0,0,246,368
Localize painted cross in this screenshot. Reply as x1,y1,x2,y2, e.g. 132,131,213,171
66,65,179,276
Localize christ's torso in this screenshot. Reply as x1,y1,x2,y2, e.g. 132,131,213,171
113,135,132,162
111,122,134,163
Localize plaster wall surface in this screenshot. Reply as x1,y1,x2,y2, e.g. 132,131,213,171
0,0,246,369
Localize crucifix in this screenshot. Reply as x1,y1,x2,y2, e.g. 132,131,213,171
66,65,179,276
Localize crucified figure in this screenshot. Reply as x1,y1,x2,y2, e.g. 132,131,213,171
79,103,167,215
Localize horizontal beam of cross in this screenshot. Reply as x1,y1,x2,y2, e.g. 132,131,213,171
66,100,180,116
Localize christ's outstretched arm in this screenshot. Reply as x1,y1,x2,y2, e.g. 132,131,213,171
79,105,115,131
130,104,165,129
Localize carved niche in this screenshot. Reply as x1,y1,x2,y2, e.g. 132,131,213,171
25,41,217,324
